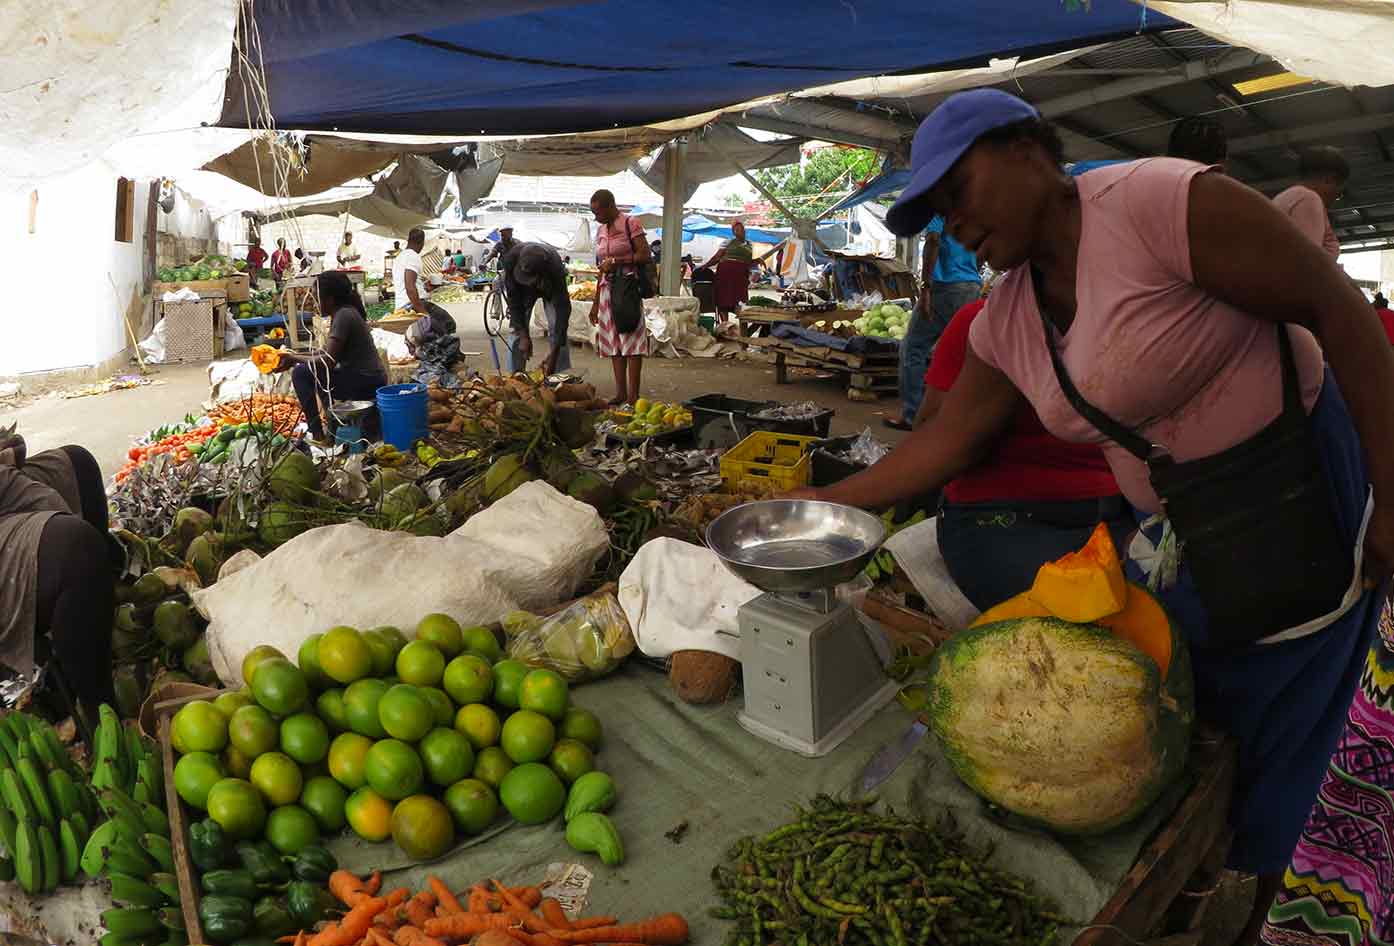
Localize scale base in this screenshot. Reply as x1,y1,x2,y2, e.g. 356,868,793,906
738,678,897,757
738,593,896,757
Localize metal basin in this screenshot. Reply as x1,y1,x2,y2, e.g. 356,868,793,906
330,399,375,421
706,499,886,593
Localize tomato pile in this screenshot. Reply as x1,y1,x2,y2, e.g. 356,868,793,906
115,424,222,482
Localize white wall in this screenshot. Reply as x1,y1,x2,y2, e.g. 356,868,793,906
0,164,237,378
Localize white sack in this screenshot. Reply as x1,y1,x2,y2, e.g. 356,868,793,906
207,359,292,405
137,319,168,365
617,538,761,660
195,481,609,686
883,517,980,630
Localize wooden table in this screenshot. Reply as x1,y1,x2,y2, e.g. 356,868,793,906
743,335,899,401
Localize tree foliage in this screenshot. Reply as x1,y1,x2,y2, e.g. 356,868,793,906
751,147,882,223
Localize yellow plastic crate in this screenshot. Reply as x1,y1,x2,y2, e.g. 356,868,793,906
720,430,819,492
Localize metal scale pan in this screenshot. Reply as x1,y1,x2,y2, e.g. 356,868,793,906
707,500,899,756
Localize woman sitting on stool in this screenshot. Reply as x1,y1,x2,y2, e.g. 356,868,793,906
277,271,388,444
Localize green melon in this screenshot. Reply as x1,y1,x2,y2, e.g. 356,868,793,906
926,609,1192,835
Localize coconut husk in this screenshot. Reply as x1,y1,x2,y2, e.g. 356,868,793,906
670,650,740,704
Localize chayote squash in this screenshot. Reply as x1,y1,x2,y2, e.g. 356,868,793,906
565,811,624,866
563,771,617,822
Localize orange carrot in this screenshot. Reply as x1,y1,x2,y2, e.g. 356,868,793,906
514,886,544,908
424,913,530,938
383,888,411,910
329,869,374,907
539,899,571,931
309,895,389,946
550,913,690,944
404,890,437,929
509,931,566,946
428,875,465,915
467,885,493,913
305,922,340,946
367,931,396,946
365,870,383,895
568,917,617,930
394,926,448,946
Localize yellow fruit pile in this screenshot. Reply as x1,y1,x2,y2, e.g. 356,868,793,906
611,398,692,438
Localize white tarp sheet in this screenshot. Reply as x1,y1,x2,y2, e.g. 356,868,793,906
1,1,238,187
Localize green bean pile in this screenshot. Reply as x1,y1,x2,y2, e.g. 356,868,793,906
710,795,1065,946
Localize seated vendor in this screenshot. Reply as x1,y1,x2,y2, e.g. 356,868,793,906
276,271,388,444
503,242,573,377
0,434,116,724
913,294,1129,609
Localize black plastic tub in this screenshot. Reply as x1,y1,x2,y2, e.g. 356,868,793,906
686,394,834,450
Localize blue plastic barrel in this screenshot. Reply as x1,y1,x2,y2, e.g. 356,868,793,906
376,383,428,450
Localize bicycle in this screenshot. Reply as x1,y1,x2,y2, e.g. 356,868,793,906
481,277,508,371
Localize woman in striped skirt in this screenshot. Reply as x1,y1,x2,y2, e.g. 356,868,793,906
589,189,654,406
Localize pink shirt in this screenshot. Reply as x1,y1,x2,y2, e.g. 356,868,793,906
969,158,1324,514
1273,184,1340,258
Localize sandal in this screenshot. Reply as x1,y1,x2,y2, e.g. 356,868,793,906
882,417,912,431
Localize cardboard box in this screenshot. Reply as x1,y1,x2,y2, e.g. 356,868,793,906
225,273,250,302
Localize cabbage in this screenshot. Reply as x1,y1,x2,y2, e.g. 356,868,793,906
882,304,906,321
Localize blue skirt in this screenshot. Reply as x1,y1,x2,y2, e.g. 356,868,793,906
1131,368,1380,874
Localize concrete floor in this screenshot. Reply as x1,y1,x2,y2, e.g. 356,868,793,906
1,301,910,478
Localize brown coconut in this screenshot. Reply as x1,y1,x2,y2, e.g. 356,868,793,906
669,650,740,704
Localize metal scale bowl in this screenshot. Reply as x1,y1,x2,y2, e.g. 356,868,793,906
329,399,375,453
707,500,899,757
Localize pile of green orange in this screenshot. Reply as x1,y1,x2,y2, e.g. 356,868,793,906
170,615,610,862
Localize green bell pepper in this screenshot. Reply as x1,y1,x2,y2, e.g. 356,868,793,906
189,818,227,872
199,894,253,944
202,868,259,900
233,841,289,887
252,895,298,939
290,844,337,883
286,880,337,928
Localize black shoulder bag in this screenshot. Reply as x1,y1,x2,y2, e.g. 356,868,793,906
1035,276,1351,647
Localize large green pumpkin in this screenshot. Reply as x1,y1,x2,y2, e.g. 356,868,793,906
926,596,1193,835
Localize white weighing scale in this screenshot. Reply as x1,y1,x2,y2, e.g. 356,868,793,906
707,500,899,757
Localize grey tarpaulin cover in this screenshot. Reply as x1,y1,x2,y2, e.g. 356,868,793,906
327,663,1185,939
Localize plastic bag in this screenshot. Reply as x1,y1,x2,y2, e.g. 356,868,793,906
506,591,636,681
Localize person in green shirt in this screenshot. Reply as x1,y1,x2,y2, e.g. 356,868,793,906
707,221,755,321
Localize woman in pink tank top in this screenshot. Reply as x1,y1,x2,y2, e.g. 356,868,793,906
794,90,1394,946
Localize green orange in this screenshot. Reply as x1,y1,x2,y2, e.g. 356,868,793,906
280,713,330,765
222,744,254,780
558,707,603,750
519,669,569,721
327,732,373,790
173,700,228,753
490,660,530,710
364,739,424,801
242,645,286,688
316,689,350,732
205,777,267,840
472,747,514,790
500,710,555,765
174,751,225,809
418,728,474,787
419,687,455,727
415,614,464,658
442,654,493,705
361,629,398,677
443,778,499,835
498,763,565,824
391,794,456,860
300,775,349,832
461,625,503,663
212,689,255,720
297,633,332,690
250,751,303,807
318,626,372,684
344,787,393,842
396,640,445,687
228,704,279,758
454,704,501,751
548,739,595,784
265,804,319,855
250,657,309,716
343,678,390,738
377,684,434,743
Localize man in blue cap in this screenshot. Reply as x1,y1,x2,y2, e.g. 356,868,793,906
888,216,982,431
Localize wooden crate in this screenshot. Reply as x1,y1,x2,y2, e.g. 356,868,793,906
770,342,899,401
156,693,210,946
225,273,250,302
154,279,229,295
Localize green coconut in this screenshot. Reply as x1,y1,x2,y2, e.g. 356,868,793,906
444,488,480,522
483,454,535,503
553,406,598,449
161,507,214,558
381,482,428,524
182,636,218,687
129,573,168,606
567,471,616,515
398,512,447,537
152,600,199,650
216,496,256,545
539,447,580,492
185,532,224,587
147,668,192,700
258,500,311,547
613,470,658,504
367,467,410,503
267,451,320,504
113,602,145,634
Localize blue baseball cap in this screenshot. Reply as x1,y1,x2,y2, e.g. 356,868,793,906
886,89,1041,236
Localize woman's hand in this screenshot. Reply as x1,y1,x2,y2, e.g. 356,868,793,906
273,351,296,373
588,309,600,326
779,487,827,502
598,258,614,275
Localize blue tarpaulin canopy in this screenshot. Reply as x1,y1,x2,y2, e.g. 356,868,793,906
655,215,787,244
221,1,1171,135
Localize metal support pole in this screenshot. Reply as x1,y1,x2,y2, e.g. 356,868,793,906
660,139,686,297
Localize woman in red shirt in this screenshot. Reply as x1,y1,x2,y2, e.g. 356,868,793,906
914,296,1128,609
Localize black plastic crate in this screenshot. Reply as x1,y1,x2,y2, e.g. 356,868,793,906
686,393,834,450
747,404,834,439
811,436,865,486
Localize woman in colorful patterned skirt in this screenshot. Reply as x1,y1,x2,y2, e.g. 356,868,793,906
588,189,654,406
1264,597,1394,946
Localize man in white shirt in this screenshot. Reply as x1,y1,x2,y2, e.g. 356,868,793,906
336,232,362,268
392,228,428,314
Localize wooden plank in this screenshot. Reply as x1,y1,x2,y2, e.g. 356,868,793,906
1073,730,1238,946
160,710,206,946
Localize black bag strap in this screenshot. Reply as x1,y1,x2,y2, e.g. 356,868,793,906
1031,266,1302,464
